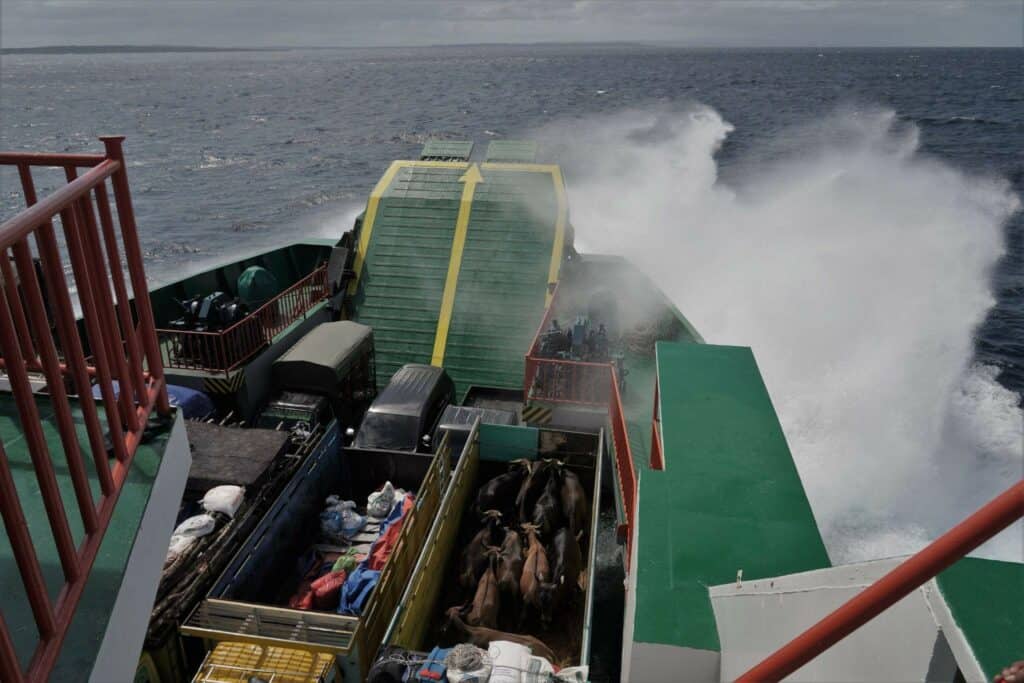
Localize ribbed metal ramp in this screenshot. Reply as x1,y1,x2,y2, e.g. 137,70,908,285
442,166,562,392
352,164,462,384
350,144,568,395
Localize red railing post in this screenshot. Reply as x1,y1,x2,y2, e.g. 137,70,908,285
60,204,129,462
0,257,36,361
0,282,79,582
100,136,170,415
10,239,98,533
93,182,148,412
0,441,56,640
1,141,172,681
66,168,138,433
0,611,26,683
736,480,1024,682
17,164,115,496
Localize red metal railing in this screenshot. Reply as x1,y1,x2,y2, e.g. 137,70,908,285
607,368,637,569
0,137,170,682
737,479,1024,682
526,357,613,405
157,264,328,375
649,382,664,471
523,285,638,568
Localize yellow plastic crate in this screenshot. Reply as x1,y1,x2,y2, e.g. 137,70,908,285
192,641,335,683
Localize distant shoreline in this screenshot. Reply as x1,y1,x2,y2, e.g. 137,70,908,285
0,45,286,55
1,43,1016,56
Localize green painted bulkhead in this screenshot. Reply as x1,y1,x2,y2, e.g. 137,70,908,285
632,342,830,655
937,557,1024,681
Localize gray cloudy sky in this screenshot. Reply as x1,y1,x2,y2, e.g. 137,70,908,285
1,1,1021,49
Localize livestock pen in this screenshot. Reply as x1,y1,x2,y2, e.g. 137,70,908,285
380,420,605,670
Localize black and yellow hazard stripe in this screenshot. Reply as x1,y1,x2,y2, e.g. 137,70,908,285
521,403,552,425
203,371,246,395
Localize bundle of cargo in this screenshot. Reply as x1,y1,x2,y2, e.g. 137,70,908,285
183,432,456,680
283,482,414,615
145,421,333,679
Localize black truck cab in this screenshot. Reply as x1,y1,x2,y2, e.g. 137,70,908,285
351,364,455,453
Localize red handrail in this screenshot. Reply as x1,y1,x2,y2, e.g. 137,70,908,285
157,263,329,374
737,479,1024,682
0,138,170,683
608,368,637,569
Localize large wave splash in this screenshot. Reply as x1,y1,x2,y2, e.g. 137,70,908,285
542,105,1022,563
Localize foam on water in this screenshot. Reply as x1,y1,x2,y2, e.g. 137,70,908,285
542,105,1023,563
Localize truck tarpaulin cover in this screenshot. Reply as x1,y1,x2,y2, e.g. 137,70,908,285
272,321,373,395
93,381,214,419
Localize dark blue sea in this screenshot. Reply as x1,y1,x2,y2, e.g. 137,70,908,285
1,46,1020,397
2,47,1022,572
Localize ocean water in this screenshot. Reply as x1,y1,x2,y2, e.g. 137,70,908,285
1,45,1022,563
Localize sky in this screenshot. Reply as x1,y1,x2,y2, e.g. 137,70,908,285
1,0,1021,49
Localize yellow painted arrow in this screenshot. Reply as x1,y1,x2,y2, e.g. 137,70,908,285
431,163,484,366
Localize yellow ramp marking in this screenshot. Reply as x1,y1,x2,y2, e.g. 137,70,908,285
431,163,483,367
546,166,568,305
348,160,402,295
349,159,470,296
480,162,568,304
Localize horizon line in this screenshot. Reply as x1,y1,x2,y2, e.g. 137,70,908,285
2,41,1020,54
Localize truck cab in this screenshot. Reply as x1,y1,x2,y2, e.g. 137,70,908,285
351,364,455,453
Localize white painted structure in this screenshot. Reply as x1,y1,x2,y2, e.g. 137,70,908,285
90,413,192,683
710,558,985,682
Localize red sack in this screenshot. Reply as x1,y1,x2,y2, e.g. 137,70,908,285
368,495,414,570
288,579,315,610
311,570,347,610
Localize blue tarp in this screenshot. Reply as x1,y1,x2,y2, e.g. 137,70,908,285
337,494,408,616
91,381,214,419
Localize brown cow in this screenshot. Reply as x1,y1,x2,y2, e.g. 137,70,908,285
559,467,589,543
475,459,531,522
537,527,584,628
446,607,556,664
465,547,501,628
518,522,550,628
459,510,503,590
515,460,545,523
530,471,564,539
494,525,524,603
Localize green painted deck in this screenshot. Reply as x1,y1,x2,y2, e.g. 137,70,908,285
633,343,829,651
0,393,172,677
352,164,462,384
937,557,1023,680
443,166,559,395
420,140,474,161
484,140,538,163
351,159,564,396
